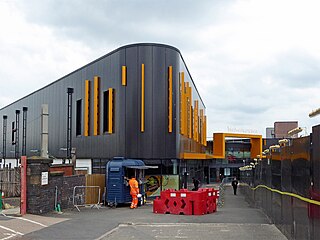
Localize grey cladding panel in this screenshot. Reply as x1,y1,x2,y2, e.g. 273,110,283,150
138,46,153,158
125,47,139,158
118,50,126,157
152,47,166,158
165,49,180,158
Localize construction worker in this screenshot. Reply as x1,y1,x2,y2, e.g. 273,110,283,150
129,176,139,209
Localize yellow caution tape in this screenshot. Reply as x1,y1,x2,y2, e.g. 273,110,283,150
250,184,320,206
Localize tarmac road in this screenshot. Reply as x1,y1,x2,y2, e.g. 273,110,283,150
0,186,288,240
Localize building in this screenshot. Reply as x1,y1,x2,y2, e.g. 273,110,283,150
274,121,298,138
0,43,209,183
266,127,274,138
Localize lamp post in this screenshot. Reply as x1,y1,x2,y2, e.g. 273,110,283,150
309,108,320,118
287,127,303,138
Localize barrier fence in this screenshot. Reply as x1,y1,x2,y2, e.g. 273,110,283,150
73,186,101,212
240,124,320,240
153,188,218,215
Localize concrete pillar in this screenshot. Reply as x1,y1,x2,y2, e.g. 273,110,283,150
172,159,178,175
41,104,49,158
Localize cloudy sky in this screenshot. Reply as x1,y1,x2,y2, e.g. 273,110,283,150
1,0,320,137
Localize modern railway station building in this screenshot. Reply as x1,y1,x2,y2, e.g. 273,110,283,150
0,43,210,182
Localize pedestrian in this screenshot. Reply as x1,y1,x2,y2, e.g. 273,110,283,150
232,177,239,195
192,177,200,191
129,176,139,209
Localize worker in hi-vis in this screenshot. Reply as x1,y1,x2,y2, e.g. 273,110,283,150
129,176,140,209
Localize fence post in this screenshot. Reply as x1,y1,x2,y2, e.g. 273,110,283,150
20,156,27,215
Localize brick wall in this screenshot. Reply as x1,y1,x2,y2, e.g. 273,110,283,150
27,158,85,214
49,164,74,176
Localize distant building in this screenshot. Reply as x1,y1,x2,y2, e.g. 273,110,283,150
266,127,275,139
274,121,298,138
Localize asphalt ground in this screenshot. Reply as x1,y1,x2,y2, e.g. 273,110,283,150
0,186,288,240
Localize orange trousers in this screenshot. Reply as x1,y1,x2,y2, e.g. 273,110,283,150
130,194,138,208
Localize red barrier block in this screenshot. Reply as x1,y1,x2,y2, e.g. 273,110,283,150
188,189,207,215
153,188,219,215
153,197,167,214
167,191,190,215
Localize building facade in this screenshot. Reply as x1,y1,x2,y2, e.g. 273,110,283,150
0,43,207,178
274,121,298,138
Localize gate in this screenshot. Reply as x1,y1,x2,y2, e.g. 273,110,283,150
85,174,105,204
0,167,20,197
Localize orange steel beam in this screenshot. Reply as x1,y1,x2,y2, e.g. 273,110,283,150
168,66,173,133
141,64,145,132
213,133,262,159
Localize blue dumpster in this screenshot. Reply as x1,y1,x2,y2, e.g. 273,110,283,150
106,157,157,207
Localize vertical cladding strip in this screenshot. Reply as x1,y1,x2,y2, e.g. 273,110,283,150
185,82,190,138
122,66,127,86
84,80,90,136
180,72,185,135
108,88,113,134
205,115,207,146
141,63,145,132
168,66,173,133
93,76,100,136
194,100,198,142
200,109,204,145
188,86,192,139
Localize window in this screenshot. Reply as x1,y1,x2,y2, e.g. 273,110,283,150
103,88,114,133
92,159,108,174
11,122,15,145
76,99,82,136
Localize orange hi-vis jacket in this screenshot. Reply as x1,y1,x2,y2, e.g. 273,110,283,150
129,178,139,195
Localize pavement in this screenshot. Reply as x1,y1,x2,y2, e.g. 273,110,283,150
0,185,288,240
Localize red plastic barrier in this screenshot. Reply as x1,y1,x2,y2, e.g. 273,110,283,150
153,197,167,214
153,188,219,215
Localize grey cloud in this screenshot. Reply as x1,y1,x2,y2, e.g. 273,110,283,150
16,0,231,50
254,51,320,89
273,52,320,88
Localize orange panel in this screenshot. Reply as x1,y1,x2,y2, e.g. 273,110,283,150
200,109,204,144
122,66,127,86
183,152,214,160
108,88,114,134
93,76,100,136
180,72,185,135
168,66,173,133
203,116,207,146
141,64,145,132
213,133,262,159
188,86,193,139
185,82,189,137
84,80,90,136
213,133,225,158
193,100,199,142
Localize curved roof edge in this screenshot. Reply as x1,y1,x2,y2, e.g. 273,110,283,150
1,42,205,110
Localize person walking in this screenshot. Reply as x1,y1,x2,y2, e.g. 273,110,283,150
192,177,200,191
129,176,139,209
232,177,239,195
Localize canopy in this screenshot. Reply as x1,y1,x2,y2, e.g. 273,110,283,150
125,165,158,169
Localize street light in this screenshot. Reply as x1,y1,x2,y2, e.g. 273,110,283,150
269,145,280,150
309,108,320,118
288,127,303,137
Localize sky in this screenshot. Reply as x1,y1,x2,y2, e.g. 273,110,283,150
1,0,320,138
